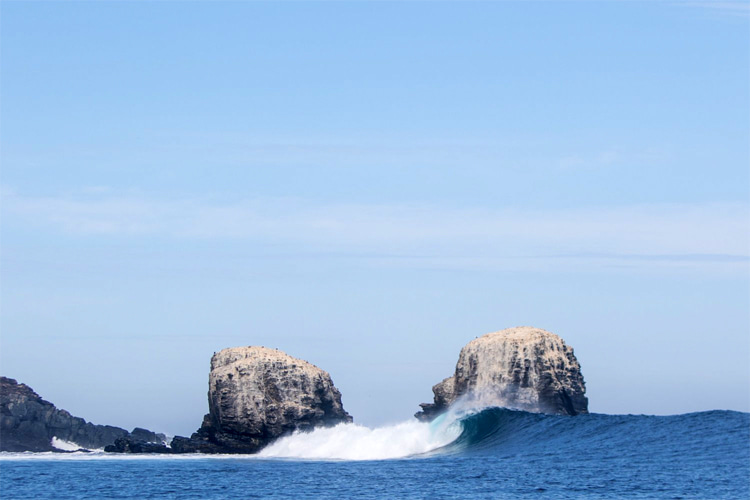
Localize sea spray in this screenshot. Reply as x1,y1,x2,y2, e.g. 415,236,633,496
50,437,85,452
257,413,463,460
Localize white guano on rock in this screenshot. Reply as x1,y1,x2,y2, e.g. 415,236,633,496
416,326,588,419
173,346,352,453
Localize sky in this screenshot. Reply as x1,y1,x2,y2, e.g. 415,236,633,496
1,0,748,437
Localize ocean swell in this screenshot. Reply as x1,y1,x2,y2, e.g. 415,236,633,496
2,408,746,465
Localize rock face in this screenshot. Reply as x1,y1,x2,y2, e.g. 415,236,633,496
173,346,352,453
104,436,172,454
129,427,167,444
0,377,164,452
416,327,588,420
103,427,170,454
2,346,350,455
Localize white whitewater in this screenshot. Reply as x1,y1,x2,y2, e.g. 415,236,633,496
0,405,488,462
0,452,232,461
0,411,462,461
50,438,84,452
258,410,463,461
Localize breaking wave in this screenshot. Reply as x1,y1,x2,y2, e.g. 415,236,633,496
258,406,750,461
257,402,549,460
2,408,746,463
258,410,464,460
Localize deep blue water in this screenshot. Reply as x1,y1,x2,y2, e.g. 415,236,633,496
1,409,748,499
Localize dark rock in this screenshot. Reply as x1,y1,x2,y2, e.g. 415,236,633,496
104,437,172,454
415,403,441,422
130,427,166,444
0,376,164,452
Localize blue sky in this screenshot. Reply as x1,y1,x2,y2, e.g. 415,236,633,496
1,1,748,436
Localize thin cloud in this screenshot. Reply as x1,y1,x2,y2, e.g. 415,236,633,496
2,189,747,271
681,1,750,15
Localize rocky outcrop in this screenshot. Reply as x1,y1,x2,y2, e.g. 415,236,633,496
104,436,172,454
172,346,352,453
129,427,166,444
2,346,350,454
416,327,588,420
0,376,164,452
103,427,170,454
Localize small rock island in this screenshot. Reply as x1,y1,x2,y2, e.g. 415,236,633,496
170,346,352,453
416,326,588,420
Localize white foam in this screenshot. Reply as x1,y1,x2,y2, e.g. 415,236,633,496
1,406,481,462
0,451,244,461
50,437,84,452
258,413,462,461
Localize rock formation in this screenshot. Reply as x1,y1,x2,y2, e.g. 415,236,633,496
0,376,165,452
104,436,173,454
416,326,588,420
3,347,349,454
171,346,352,453
103,427,171,454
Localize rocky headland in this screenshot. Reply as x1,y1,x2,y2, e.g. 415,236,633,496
1,347,351,455
169,346,352,454
0,376,165,452
416,326,588,420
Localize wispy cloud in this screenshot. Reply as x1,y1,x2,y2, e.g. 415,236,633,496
557,148,670,172
2,188,747,271
681,1,750,16
558,151,622,171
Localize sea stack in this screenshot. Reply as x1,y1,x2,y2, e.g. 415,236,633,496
172,346,351,453
416,326,588,420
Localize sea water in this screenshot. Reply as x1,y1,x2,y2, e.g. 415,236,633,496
1,408,748,499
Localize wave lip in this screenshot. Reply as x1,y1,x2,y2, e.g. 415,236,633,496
258,414,462,461
257,402,540,461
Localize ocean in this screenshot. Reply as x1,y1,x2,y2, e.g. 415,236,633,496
1,408,748,499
